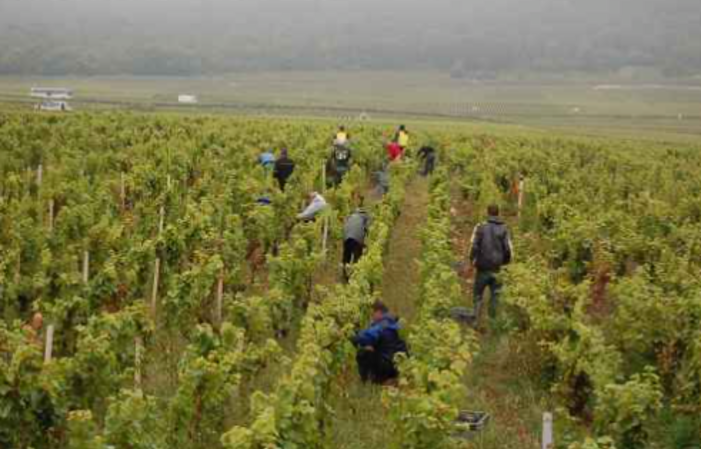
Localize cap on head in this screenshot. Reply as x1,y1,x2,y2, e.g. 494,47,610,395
487,204,500,217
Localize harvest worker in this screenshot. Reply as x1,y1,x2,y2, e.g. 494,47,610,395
386,141,403,162
331,143,352,186
22,311,44,346
468,204,513,324
417,146,436,176
352,301,407,384
394,125,410,151
297,191,327,221
342,204,371,280
259,148,275,170
334,125,350,146
273,148,296,191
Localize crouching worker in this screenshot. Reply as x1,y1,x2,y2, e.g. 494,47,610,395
352,301,407,385
297,191,327,222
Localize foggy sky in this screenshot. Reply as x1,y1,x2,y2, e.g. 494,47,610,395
1,0,700,75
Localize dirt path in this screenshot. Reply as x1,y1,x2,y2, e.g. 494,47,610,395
328,176,430,449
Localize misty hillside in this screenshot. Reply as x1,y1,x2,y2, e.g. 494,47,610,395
1,0,700,77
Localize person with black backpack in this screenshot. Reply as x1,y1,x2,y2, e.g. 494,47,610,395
352,301,408,385
330,143,352,186
469,204,513,324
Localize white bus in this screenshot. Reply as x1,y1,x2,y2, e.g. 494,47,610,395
31,87,74,112
30,87,74,100
178,94,199,104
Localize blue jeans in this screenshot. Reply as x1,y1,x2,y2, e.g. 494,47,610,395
473,270,502,322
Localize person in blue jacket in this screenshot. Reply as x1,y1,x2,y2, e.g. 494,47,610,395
352,301,407,384
259,149,276,170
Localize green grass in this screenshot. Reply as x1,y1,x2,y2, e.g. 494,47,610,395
2,71,701,143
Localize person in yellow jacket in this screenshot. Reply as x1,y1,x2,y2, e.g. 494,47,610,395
334,125,350,146
394,125,410,150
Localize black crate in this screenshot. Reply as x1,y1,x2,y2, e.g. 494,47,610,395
452,410,490,440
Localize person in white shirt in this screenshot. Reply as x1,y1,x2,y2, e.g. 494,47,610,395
297,192,328,221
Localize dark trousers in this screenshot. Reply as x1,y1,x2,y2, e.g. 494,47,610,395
343,239,364,265
334,167,349,186
356,349,398,384
473,269,502,322
343,239,364,281
422,155,436,176
276,176,289,191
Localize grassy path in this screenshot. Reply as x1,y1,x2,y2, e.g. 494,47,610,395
327,175,549,449
381,176,430,323
328,176,430,449
449,186,551,449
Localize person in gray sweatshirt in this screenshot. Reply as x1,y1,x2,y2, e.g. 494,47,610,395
342,205,371,280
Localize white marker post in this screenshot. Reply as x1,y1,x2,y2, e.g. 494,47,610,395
37,164,43,187
44,325,55,364
542,412,554,449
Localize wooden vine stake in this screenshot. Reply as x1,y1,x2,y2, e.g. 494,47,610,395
321,163,327,192
158,206,165,235
517,175,525,219
542,412,554,449
120,172,126,211
44,325,55,364
48,199,55,233
322,215,330,255
215,270,224,326
82,251,90,284
36,164,43,187
26,167,32,196
151,258,161,316
134,336,143,389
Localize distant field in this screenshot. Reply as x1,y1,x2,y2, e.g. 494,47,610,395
1,71,701,142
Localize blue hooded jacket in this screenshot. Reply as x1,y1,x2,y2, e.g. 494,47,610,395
353,314,407,360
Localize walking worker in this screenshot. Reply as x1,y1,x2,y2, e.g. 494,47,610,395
331,143,352,186
297,191,327,221
259,148,276,170
469,204,513,324
273,148,296,191
342,204,371,279
417,146,436,176
352,301,407,384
